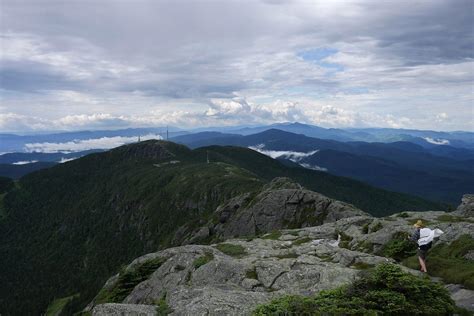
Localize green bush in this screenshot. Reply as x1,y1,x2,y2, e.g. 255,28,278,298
253,295,318,316
380,231,416,261
215,243,247,257
155,295,173,315
253,264,456,315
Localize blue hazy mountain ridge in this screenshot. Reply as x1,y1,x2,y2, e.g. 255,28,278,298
225,122,474,149
0,162,57,179
0,127,188,153
2,122,472,154
172,129,474,204
0,149,105,164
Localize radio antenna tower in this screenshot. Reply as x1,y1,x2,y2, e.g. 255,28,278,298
166,126,169,140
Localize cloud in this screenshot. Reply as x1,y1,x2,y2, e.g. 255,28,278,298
249,144,328,171
12,160,38,165
0,0,472,131
59,157,77,163
249,144,318,162
423,137,450,145
24,134,163,153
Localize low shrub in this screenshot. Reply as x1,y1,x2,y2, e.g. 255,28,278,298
94,257,166,304
155,295,173,315
380,231,416,261
253,264,456,315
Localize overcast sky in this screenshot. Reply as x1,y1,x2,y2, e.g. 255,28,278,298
1,0,473,133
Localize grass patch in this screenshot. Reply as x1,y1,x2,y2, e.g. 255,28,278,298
292,236,312,246
402,234,474,289
437,214,474,223
94,257,166,304
261,231,282,240
154,295,173,315
350,262,374,270
193,251,214,269
45,294,78,316
253,264,456,315
215,243,247,258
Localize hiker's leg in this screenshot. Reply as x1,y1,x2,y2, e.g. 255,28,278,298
418,256,427,273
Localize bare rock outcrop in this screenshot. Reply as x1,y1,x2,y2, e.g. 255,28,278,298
175,177,367,244
453,194,474,217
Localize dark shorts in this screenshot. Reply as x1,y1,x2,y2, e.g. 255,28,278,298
417,242,432,259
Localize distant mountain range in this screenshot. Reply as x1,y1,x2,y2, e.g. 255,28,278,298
200,122,474,149
2,122,473,154
1,123,472,203
172,129,474,204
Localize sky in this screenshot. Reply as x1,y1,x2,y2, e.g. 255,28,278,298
0,0,473,133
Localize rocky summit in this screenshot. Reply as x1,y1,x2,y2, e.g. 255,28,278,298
453,194,474,218
172,177,366,245
87,197,474,315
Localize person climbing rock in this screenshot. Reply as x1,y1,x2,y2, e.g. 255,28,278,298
409,220,443,273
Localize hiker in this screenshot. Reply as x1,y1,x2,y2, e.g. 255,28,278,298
409,220,443,273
